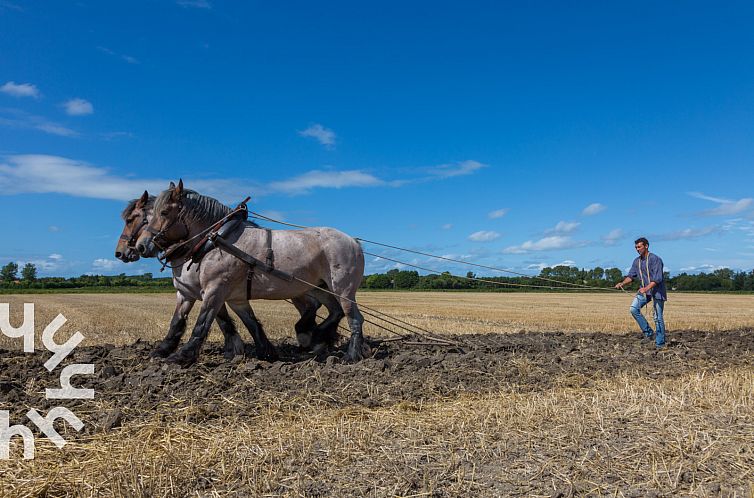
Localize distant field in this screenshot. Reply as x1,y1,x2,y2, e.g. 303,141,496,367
0,292,752,496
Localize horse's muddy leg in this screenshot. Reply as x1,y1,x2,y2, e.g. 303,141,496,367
229,302,278,362
151,294,194,358
291,295,318,348
338,297,368,363
216,304,245,360
168,290,226,367
310,291,344,353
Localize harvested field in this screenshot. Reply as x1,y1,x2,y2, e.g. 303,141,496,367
0,292,753,496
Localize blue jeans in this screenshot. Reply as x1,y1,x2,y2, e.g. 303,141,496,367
629,293,666,346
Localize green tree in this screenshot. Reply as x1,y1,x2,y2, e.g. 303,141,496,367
365,274,392,289
1,262,19,282
393,270,420,289
21,263,37,282
605,268,623,284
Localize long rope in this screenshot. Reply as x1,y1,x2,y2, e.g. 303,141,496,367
289,274,455,345
250,210,617,292
284,298,409,340
356,237,614,291
363,251,598,291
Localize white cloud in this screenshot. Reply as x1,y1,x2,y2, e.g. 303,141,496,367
298,123,336,148
601,228,624,246
488,208,509,219
48,225,61,232
63,98,94,116
97,46,139,65
503,236,587,254
0,155,260,202
545,220,580,235
688,191,753,217
177,0,212,8
35,122,78,137
427,160,486,179
468,230,501,242
654,226,721,241
15,253,65,273
0,109,78,137
92,258,120,271
0,2,23,11
0,153,487,202
581,203,606,216
678,263,727,273
1,81,39,98
268,169,383,195
441,223,453,230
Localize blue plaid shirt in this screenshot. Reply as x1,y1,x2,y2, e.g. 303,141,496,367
627,252,667,300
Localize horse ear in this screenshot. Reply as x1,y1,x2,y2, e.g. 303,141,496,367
171,179,183,201
138,190,149,206
169,181,176,189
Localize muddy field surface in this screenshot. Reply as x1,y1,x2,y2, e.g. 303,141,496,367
1,328,752,433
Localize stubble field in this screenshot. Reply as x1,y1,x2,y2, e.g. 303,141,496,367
0,292,752,497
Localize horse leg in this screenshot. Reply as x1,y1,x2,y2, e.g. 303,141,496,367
151,293,194,358
291,294,318,348
309,290,344,352
229,301,278,362
328,286,367,362
216,304,245,360
168,288,227,367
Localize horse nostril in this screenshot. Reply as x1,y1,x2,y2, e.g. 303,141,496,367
115,251,122,259
137,244,146,255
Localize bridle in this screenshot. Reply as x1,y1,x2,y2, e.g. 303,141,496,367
119,208,149,249
143,200,193,269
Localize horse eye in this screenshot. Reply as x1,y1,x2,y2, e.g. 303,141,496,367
161,210,169,216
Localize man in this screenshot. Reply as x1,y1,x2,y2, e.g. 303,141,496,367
614,237,667,348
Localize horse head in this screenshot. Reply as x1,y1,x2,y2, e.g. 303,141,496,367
136,179,191,257
116,190,154,262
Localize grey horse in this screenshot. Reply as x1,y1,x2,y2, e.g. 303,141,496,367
135,180,368,366
116,191,332,361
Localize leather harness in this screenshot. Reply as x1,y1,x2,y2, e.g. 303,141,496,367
179,205,293,300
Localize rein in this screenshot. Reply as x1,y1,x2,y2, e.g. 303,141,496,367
120,208,149,247
154,197,251,272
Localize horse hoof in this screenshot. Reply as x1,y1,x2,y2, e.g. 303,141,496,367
296,332,313,349
167,351,196,368
345,337,370,363
256,347,278,362
311,342,328,355
150,347,171,359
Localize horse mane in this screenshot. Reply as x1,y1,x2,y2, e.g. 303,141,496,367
121,195,155,220
154,188,259,227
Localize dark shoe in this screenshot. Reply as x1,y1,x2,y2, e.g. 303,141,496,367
655,343,666,350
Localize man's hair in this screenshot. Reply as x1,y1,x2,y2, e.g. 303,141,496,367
634,237,649,247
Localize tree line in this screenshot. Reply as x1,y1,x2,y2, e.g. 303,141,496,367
2,261,754,292
0,262,173,290
360,265,754,292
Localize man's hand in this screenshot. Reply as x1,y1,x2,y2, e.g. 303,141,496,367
638,286,648,294
615,282,624,290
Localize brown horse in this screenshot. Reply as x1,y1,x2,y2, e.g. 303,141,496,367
116,191,333,361
135,180,367,366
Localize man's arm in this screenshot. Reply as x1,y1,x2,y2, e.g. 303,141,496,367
616,259,638,289
615,276,633,289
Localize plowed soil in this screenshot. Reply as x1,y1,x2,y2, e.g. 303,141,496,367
2,329,751,430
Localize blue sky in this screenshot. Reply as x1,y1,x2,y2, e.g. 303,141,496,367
1,1,753,278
